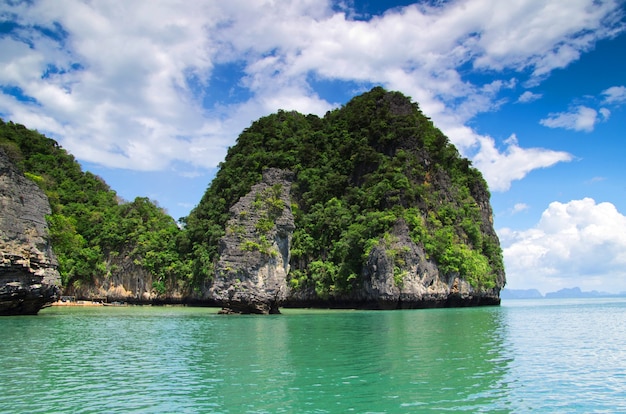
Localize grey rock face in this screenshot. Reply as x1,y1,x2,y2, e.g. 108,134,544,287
210,167,501,313
361,220,499,309
0,149,61,315
209,168,295,313
65,248,171,303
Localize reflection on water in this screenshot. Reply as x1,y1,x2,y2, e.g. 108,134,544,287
278,308,512,412
1,300,625,412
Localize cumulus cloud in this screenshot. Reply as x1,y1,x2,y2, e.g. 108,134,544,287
517,91,542,103
0,0,623,188
538,85,625,134
599,107,611,120
536,81,626,132
602,85,626,104
500,198,626,293
539,106,603,132
511,203,530,214
472,134,573,191
0,0,230,170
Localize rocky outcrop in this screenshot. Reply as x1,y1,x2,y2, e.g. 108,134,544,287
189,89,506,314
0,149,61,315
209,168,295,313
64,249,186,304
359,220,499,308
208,169,500,313
283,219,500,310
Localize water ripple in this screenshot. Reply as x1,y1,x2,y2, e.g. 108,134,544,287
2,300,626,412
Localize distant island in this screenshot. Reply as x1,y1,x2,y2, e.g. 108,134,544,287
500,289,543,299
502,287,626,299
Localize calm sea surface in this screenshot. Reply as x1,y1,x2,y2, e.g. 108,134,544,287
1,298,626,413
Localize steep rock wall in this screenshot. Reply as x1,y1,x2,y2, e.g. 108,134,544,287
0,149,61,315
209,169,501,313
208,168,295,313
64,250,186,303
359,220,499,308
283,220,500,310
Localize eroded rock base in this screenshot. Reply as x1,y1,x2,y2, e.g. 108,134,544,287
0,277,60,315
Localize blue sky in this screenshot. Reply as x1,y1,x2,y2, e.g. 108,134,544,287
1,0,625,294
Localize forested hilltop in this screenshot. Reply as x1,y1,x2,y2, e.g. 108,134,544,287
1,87,505,311
0,119,190,301
182,87,505,311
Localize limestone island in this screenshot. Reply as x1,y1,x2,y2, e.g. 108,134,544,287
1,88,505,314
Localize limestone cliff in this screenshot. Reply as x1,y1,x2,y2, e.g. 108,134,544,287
0,149,61,315
209,168,295,313
215,171,500,313
64,249,185,303
358,220,499,308
186,88,506,313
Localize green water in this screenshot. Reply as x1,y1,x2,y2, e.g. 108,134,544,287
1,299,626,413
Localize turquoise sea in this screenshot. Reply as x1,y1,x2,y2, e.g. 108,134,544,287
1,298,625,413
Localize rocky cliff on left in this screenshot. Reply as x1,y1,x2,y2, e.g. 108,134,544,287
0,149,61,315
1,119,190,305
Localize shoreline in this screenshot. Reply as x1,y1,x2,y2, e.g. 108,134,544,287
51,300,127,307
51,300,103,306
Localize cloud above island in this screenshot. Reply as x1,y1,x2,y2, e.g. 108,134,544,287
500,198,626,293
540,105,607,132
0,0,624,191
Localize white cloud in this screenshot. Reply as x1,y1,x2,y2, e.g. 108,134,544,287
0,0,622,186
472,134,573,191
538,84,624,134
464,1,624,77
540,105,601,132
585,176,606,184
500,198,626,293
517,91,542,103
599,107,611,120
602,85,626,104
511,203,530,214
0,0,228,170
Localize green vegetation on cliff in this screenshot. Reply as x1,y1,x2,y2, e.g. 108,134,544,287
0,119,190,292
1,87,504,299
182,87,504,295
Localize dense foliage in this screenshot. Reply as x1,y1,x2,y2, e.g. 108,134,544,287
1,87,503,298
182,87,504,295
0,119,190,292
